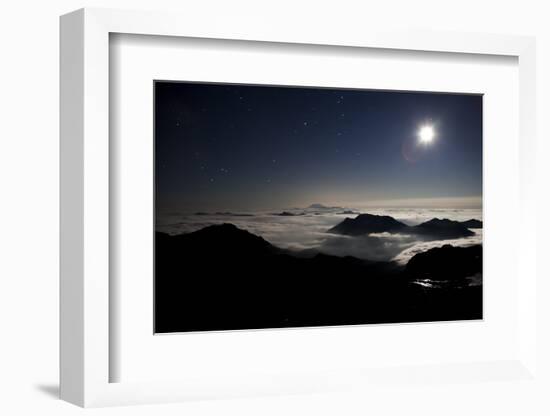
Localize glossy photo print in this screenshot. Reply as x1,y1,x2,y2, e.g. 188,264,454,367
154,81,483,333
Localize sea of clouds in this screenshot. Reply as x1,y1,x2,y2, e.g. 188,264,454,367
156,206,482,265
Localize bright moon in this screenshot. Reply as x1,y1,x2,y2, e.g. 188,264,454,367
418,125,435,144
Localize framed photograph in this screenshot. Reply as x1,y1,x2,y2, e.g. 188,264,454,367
60,8,538,407
153,81,483,334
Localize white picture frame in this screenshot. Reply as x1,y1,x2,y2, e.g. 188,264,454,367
60,7,537,408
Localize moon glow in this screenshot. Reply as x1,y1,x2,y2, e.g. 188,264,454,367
418,125,435,144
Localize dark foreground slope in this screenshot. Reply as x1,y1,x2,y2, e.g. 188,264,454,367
155,224,482,333
406,244,482,280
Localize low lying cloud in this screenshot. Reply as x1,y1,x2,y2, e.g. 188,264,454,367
392,229,482,265
157,208,482,264
318,234,416,262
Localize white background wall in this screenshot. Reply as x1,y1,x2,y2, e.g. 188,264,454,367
0,0,549,414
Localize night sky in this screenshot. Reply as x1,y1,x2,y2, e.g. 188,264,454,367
155,82,482,213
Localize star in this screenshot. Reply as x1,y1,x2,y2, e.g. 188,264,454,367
303,121,308,126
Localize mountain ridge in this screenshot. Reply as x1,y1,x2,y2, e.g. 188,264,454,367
328,213,478,239
155,223,482,333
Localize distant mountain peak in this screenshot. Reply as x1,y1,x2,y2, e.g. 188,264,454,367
308,203,335,209
418,218,454,226
306,203,348,211
329,214,475,239
328,213,408,236
273,211,303,216
460,219,483,229
414,218,474,238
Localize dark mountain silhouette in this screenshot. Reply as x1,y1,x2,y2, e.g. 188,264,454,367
165,223,281,256
155,223,482,333
460,219,483,228
327,213,408,235
307,203,342,210
406,244,482,280
273,211,304,216
328,214,475,239
413,218,475,238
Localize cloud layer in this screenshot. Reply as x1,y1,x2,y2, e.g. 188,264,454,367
157,207,482,264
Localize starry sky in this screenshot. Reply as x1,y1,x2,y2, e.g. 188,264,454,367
155,81,482,213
